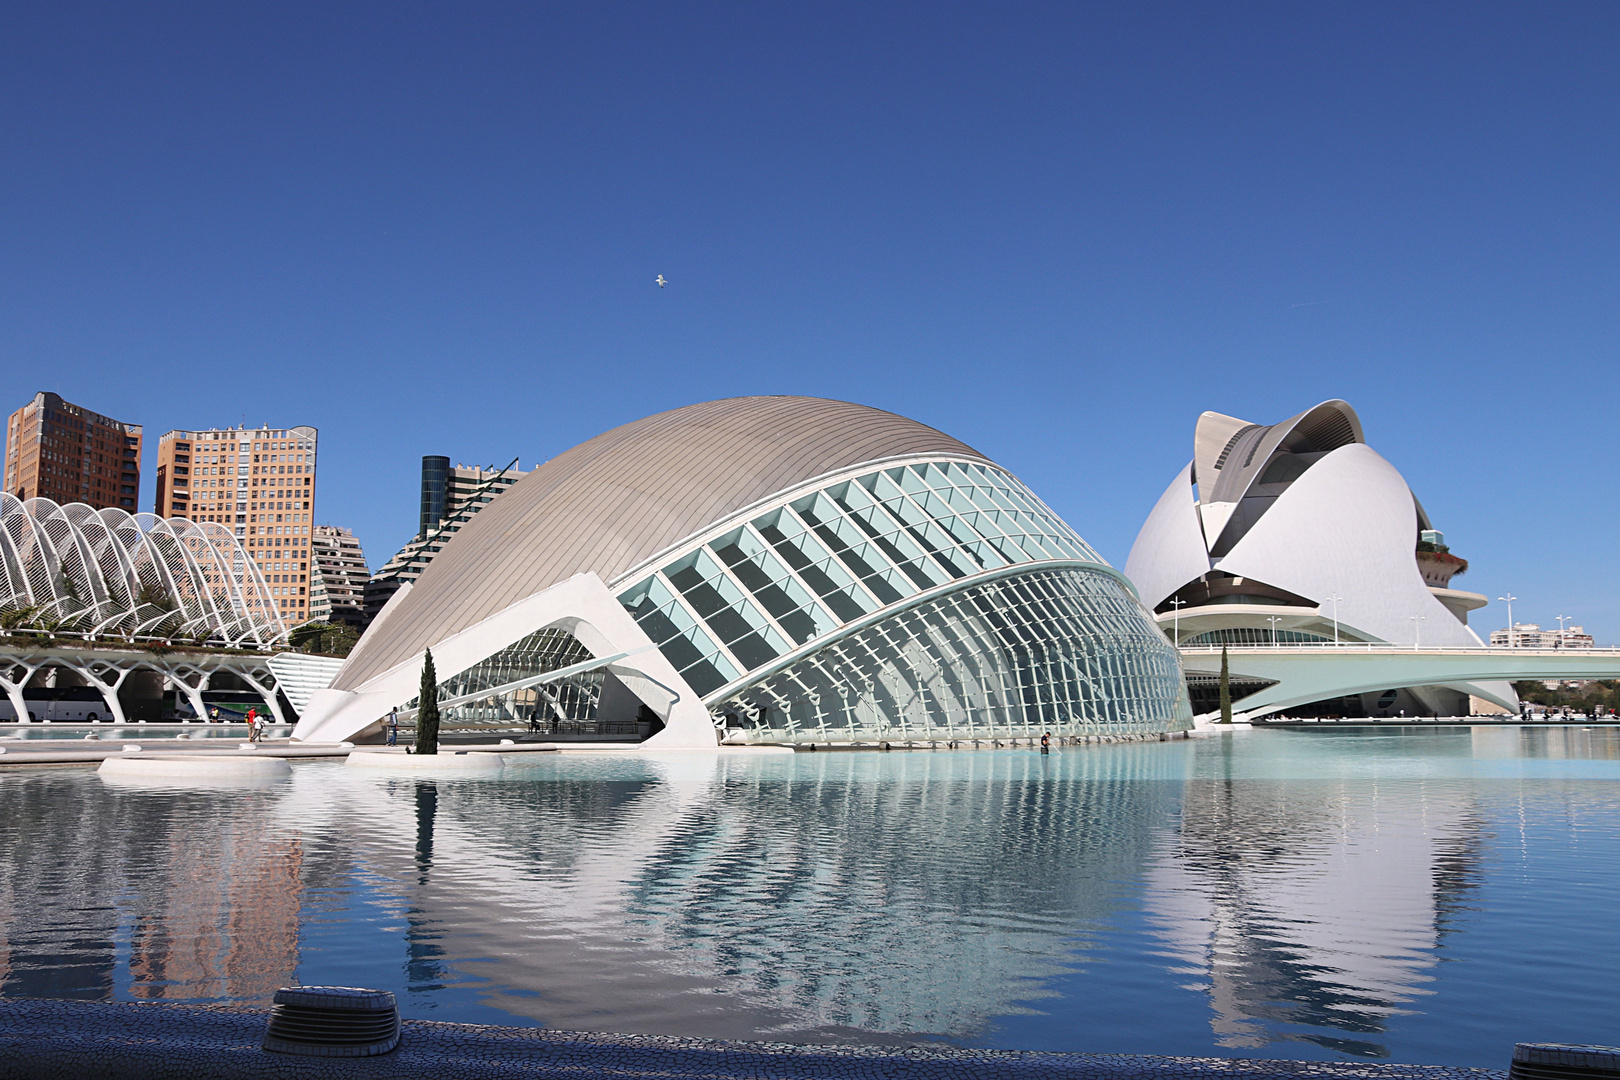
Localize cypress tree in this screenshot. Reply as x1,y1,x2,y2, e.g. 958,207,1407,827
417,648,440,755
1218,645,1232,725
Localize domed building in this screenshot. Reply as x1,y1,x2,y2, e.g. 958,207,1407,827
1125,399,1514,717
295,397,1191,746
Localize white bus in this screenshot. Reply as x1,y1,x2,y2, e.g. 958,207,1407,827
0,686,111,723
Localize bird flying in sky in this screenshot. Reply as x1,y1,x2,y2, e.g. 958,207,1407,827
656,275,667,288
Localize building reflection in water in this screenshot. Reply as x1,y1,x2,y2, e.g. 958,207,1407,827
0,727,1613,1054
287,748,1185,1041
0,777,302,1005
1142,734,1488,1057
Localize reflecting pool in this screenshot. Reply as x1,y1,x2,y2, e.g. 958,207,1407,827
1,727,1618,1066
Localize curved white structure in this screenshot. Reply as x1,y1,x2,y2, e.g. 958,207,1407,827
1126,400,1513,717
0,494,284,647
298,397,1192,746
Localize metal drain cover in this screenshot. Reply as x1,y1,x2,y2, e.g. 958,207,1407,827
1512,1044,1620,1080
262,986,400,1057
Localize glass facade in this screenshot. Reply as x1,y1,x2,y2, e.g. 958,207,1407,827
610,458,1189,742
617,460,1105,699
406,627,637,736
710,567,1190,742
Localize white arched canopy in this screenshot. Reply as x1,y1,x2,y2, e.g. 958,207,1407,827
0,493,284,647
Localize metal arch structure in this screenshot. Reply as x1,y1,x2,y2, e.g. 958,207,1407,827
0,494,285,648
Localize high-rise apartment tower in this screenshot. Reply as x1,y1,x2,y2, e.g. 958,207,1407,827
3,392,141,509
365,457,531,622
154,424,318,624
310,526,370,629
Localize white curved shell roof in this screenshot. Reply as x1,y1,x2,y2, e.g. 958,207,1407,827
1126,399,1481,649
336,397,989,689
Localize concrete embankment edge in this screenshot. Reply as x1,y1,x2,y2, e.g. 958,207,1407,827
0,998,1504,1080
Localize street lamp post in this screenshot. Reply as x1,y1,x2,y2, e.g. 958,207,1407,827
1498,594,1518,647
1557,613,1570,649
1410,614,1426,650
1325,593,1344,645
1169,597,1187,645
1266,614,1283,646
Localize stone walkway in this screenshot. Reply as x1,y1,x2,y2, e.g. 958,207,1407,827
0,998,1506,1080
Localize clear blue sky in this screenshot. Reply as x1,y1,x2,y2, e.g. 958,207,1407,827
3,3,1616,638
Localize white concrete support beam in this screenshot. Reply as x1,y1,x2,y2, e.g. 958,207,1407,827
0,658,43,723
293,572,716,747
73,659,136,725
1181,645,1620,721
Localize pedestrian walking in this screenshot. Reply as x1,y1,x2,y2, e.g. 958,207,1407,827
387,709,399,747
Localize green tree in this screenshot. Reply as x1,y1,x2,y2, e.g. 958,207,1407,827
0,604,41,632
416,648,440,755
288,620,359,657
1218,645,1233,724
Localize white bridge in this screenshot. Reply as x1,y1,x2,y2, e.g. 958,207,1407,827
1178,643,1620,722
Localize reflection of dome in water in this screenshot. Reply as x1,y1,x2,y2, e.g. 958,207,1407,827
298,397,1191,745
1143,752,1488,1057
291,749,1185,1039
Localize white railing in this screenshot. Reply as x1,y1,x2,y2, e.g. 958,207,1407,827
0,628,284,653
1177,641,1620,654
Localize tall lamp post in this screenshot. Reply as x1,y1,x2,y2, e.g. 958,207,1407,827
1498,594,1518,647
1325,593,1344,645
1267,614,1283,646
1557,613,1570,648
1169,597,1187,646
1410,614,1426,650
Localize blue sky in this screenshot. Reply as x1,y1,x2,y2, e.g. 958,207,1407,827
3,3,1617,638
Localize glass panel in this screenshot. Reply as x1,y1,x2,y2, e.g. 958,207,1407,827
754,508,875,622
619,575,726,675
709,566,1190,741
713,526,838,645
793,496,912,605
896,466,931,496
664,549,788,670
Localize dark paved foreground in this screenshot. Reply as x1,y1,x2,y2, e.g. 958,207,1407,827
0,998,1506,1080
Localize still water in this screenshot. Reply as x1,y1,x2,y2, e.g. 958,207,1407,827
1,727,1617,1066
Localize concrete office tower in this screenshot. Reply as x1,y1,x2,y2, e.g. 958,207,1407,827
3,392,141,510
310,525,370,629
365,457,530,622
155,424,319,625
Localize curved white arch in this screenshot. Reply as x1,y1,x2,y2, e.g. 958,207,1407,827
1123,462,1210,612
1215,443,1477,648
0,494,284,646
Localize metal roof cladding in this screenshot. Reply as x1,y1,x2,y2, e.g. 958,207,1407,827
336,396,990,689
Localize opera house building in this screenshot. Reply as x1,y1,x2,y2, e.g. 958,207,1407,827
295,397,1193,746
1125,399,1513,718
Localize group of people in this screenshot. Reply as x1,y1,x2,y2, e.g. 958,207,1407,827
244,707,266,742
